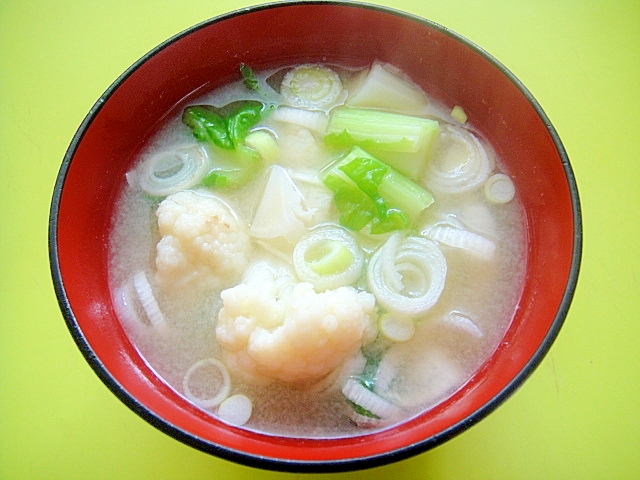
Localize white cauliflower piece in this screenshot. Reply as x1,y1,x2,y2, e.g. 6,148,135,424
155,190,250,292
215,261,377,384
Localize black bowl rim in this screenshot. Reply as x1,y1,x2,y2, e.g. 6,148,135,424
48,0,583,473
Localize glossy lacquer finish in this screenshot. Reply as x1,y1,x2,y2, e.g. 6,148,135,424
49,1,581,472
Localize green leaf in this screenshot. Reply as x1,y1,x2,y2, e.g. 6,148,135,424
201,145,260,188
182,100,265,150
226,101,263,147
240,63,260,91
321,147,420,234
182,106,233,149
322,170,375,231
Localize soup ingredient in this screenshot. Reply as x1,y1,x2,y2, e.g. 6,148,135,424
131,144,211,197
378,313,415,342
182,357,231,409
424,223,496,260
347,62,429,115
367,233,447,317
321,146,434,234
271,106,329,134
281,64,344,109
450,105,468,124
132,271,166,327
243,129,279,163
217,394,253,426
239,63,260,92
181,101,272,188
342,378,402,425
155,190,250,291
215,261,377,384
484,173,516,204
292,224,364,291
182,101,265,150
324,106,439,155
374,344,466,409
444,311,483,338
199,145,261,189
423,124,491,195
249,165,312,245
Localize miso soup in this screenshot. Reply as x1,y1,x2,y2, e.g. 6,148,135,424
108,61,526,438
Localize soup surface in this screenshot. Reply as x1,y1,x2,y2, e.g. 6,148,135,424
108,62,527,438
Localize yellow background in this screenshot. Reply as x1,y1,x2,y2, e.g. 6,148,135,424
1,1,638,478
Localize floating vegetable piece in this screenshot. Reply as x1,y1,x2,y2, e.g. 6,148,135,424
243,129,279,163
484,173,516,204
367,233,447,317
423,124,491,194
200,145,260,189
132,271,166,327
182,100,266,150
293,224,364,291
347,62,429,114
281,64,344,109
374,344,466,409
271,106,329,134
324,107,439,154
444,311,484,338
342,378,402,421
450,105,468,124
182,358,231,409
424,223,496,260
321,146,434,234
217,394,253,426
240,63,260,92
250,165,312,244
132,144,210,197
379,313,416,342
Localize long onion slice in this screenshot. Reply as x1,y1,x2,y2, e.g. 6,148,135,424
133,144,210,197
217,394,253,426
293,224,364,291
182,358,231,409
281,64,344,109
444,311,484,338
342,377,402,420
379,313,416,342
367,234,447,317
270,106,329,134
424,125,491,195
132,271,166,327
484,173,516,204
424,224,496,260
346,406,384,428
244,129,279,163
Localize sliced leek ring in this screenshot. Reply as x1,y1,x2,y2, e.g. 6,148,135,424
424,125,491,195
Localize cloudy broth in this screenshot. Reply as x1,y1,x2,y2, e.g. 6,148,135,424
108,62,527,438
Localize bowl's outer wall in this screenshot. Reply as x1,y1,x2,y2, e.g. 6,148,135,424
52,1,578,470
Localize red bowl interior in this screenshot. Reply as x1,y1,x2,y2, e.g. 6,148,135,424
50,1,581,472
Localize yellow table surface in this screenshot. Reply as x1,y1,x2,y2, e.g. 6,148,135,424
1,1,638,478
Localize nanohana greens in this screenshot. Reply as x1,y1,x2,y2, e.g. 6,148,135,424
111,61,527,437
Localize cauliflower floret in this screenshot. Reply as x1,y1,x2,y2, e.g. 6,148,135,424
155,190,250,292
215,261,377,384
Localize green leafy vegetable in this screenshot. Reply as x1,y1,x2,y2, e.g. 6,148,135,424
240,63,260,92
321,146,434,234
182,100,265,150
200,145,260,188
346,399,380,419
181,100,269,189
324,107,440,153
